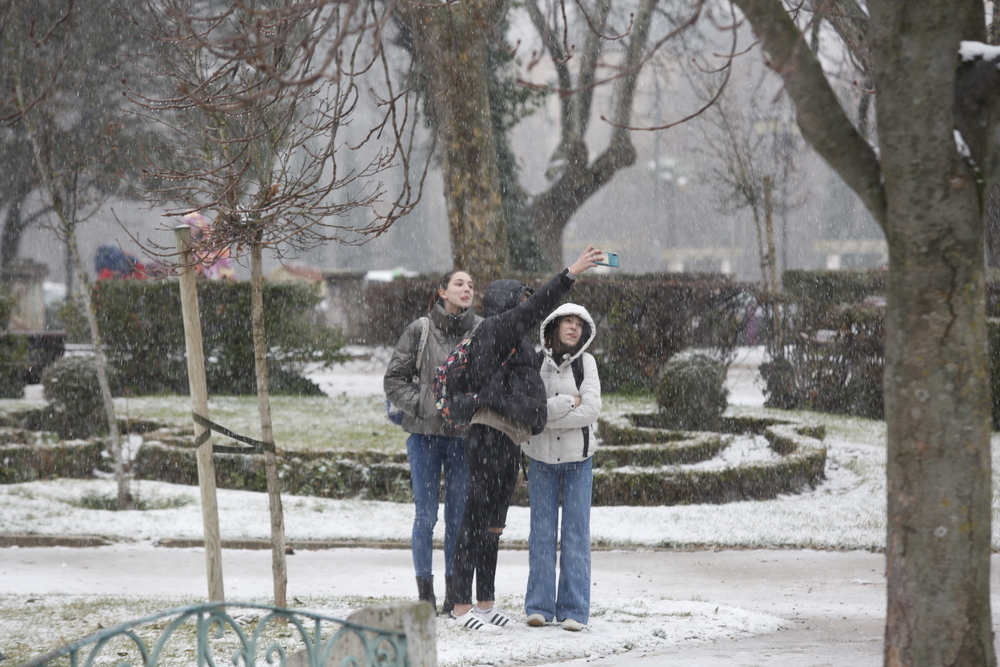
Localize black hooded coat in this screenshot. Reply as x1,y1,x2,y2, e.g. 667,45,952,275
450,270,576,436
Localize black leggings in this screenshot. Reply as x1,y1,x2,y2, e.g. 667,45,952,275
452,424,522,605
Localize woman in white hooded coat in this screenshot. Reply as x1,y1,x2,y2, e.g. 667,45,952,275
522,302,601,631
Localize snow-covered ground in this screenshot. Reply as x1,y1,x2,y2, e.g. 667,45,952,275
0,345,946,665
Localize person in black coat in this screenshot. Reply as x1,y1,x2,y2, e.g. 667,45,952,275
448,246,604,632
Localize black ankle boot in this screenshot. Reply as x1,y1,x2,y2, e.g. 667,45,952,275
416,576,436,612
442,575,456,615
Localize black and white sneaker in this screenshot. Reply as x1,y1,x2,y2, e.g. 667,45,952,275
451,609,500,632
476,606,514,628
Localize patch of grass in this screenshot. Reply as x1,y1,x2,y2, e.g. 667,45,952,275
112,394,407,454
65,492,193,511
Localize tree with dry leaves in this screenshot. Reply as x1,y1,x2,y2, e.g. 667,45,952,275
124,0,426,607
731,2,999,665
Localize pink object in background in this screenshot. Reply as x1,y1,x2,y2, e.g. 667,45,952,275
182,212,235,280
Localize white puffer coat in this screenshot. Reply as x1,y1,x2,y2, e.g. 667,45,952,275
521,303,602,464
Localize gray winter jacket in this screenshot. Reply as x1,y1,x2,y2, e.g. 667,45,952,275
384,301,482,437
521,303,602,463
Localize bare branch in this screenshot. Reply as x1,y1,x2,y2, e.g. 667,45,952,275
123,0,427,267
729,0,885,228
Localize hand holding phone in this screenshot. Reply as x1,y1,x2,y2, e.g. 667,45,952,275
569,246,605,275
594,252,619,267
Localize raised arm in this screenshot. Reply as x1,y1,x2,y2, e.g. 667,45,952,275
488,246,604,351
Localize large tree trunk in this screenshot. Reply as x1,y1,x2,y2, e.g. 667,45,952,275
871,3,994,664
400,2,507,282
882,237,993,667
250,237,288,609
730,1,996,665
528,134,636,268
522,0,653,269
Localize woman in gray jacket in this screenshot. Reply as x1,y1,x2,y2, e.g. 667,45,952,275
522,302,602,631
384,271,482,613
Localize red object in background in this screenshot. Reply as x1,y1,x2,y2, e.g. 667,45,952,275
95,245,146,281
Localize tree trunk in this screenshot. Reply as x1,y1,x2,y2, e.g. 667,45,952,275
870,3,994,665
250,238,287,609
14,76,131,510
401,2,507,283
985,184,1000,269
1,180,35,269
729,1,996,664
68,232,131,510
882,244,993,667
528,135,637,269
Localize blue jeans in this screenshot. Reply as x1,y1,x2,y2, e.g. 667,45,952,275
407,433,469,579
525,457,593,624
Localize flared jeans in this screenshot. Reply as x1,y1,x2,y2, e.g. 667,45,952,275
524,456,593,624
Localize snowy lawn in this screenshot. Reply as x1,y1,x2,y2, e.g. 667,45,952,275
0,351,994,666
11,395,1000,551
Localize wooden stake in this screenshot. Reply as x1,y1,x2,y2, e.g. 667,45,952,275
175,226,225,603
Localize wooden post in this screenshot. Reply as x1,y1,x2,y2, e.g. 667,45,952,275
175,226,225,603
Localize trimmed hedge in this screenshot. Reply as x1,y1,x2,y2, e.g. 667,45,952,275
83,280,346,396
41,356,108,439
594,438,727,467
1,411,825,507
763,268,1000,424
590,414,827,505
0,333,28,398
131,439,414,502
0,288,28,398
656,351,729,430
365,273,753,392
0,439,108,484
759,270,886,419
783,268,886,303
762,297,884,419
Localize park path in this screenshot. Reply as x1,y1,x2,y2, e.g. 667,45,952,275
2,544,892,666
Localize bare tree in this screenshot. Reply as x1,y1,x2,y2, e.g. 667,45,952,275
696,84,804,291
515,0,688,269
394,0,711,276
1,0,136,510
728,1,1000,665
124,0,426,607
0,0,152,288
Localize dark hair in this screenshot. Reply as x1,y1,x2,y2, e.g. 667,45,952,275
430,270,473,311
544,314,590,357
